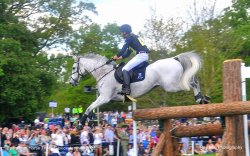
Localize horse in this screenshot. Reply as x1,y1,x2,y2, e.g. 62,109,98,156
69,51,209,123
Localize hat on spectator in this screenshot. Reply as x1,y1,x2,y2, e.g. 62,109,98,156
3,145,9,149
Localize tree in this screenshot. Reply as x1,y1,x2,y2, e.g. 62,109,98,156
0,0,97,121
141,8,184,60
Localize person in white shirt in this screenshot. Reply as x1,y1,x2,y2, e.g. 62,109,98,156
80,142,92,156
34,116,40,126
80,126,89,144
104,124,115,143
64,107,70,120
93,127,103,156
52,129,64,147
49,142,61,156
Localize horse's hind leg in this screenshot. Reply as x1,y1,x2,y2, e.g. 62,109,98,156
190,76,210,104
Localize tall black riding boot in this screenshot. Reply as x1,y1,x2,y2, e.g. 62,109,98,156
118,70,131,95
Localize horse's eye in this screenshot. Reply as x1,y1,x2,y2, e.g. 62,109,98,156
73,67,75,70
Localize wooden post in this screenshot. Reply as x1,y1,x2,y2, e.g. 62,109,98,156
162,119,174,156
218,59,245,156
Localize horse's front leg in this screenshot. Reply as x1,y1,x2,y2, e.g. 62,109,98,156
80,95,111,124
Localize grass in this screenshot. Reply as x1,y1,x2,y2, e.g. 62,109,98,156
184,154,216,156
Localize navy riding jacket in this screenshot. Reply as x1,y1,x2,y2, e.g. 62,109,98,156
117,34,149,58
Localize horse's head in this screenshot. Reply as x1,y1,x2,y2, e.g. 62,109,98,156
69,56,86,86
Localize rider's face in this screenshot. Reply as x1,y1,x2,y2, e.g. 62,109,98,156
121,32,127,38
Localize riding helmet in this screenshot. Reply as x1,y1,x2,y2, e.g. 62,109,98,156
120,24,132,33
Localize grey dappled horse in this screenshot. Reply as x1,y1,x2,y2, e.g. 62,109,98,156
69,52,209,123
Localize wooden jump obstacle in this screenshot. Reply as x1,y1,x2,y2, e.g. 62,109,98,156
133,59,250,156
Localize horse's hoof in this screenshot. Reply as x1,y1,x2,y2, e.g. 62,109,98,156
80,114,88,124
88,111,95,120
203,95,210,104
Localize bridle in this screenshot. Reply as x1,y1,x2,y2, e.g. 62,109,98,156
70,57,85,84
71,57,114,84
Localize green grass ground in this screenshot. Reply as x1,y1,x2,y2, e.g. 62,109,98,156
196,154,216,156
183,154,216,156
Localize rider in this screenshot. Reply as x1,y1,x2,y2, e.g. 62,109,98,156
112,24,150,95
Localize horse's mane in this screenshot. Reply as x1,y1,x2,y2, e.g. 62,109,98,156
81,53,108,63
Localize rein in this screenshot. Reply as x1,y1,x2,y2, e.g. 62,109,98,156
76,57,115,83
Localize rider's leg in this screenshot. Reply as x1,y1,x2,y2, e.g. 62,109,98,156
120,53,149,95
118,70,131,95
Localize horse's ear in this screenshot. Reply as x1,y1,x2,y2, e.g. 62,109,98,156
72,53,78,60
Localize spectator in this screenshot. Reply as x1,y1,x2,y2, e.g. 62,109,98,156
138,143,145,156
8,143,18,156
73,147,81,156
80,126,89,145
194,143,206,155
128,128,133,146
119,125,129,156
215,138,222,151
4,135,12,146
70,127,80,145
1,127,8,147
40,129,51,145
93,127,103,156
34,116,40,127
111,117,117,128
27,131,40,146
80,142,91,156
144,144,152,155
18,132,28,144
53,129,64,147
104,124,115,143
103,146,110,156
2,145,10,156
127,144,134,156
64,107,70,120
65,147,73,156
63,127,71,145
11,133,20,147
16,141,32,156
178,142,185,155
205,139,217,154
48,142,60,156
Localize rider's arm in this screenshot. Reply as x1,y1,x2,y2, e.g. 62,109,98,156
117,37,132,58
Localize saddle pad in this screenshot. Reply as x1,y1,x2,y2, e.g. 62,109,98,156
114,62,148,84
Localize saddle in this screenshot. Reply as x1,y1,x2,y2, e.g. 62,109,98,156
114,61,148,84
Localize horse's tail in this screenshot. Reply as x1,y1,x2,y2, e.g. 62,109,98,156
175,51,202,90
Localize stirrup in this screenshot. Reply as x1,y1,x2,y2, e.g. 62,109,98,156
118,89,131,95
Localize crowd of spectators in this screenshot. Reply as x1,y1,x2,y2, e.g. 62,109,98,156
0,110,223,156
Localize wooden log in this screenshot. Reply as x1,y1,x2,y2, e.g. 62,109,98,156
152,128,166,156
173,123,224,137
152,132,165,156
218,59,245,156
133,101,250,120
162,119,174,156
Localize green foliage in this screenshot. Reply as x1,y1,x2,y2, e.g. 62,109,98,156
0,0,97,122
